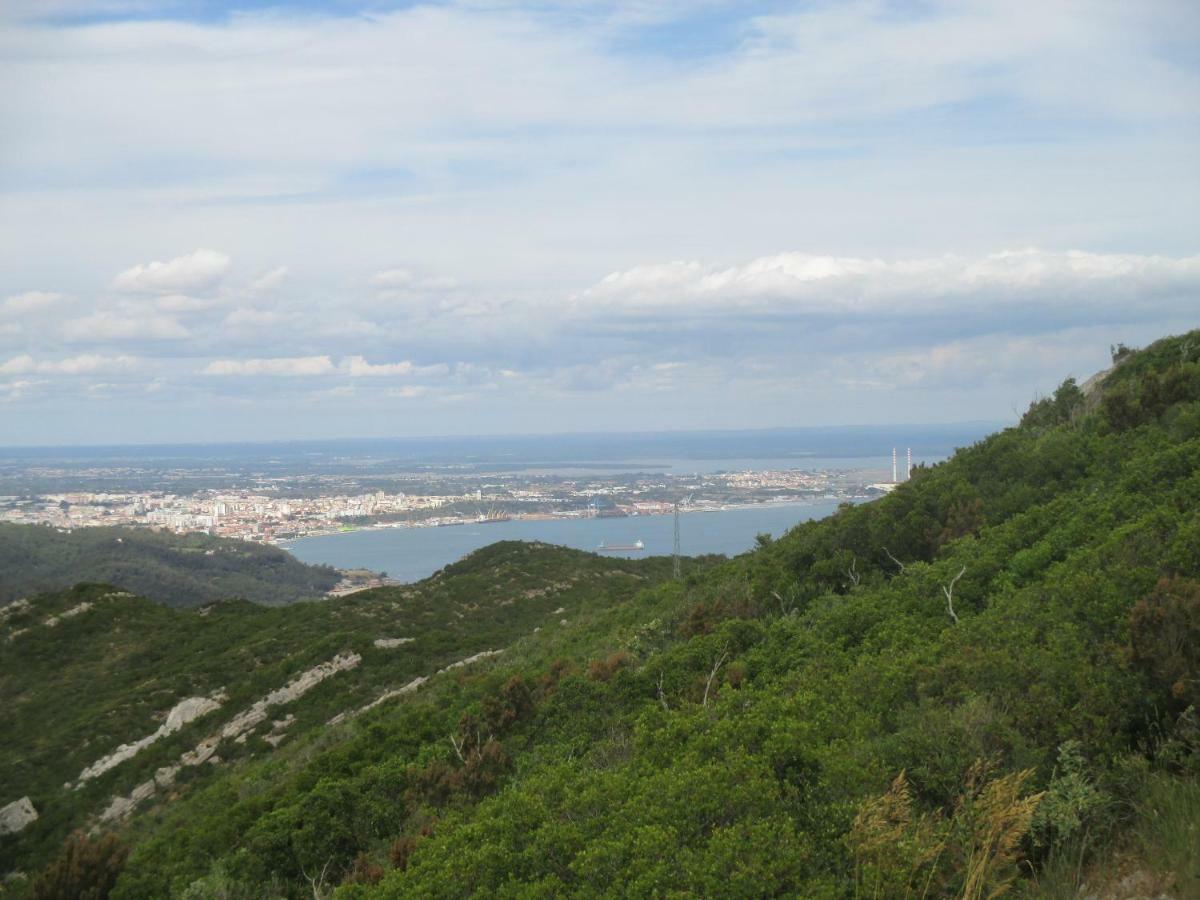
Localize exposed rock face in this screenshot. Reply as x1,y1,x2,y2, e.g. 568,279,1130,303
44,601,93,627
97,652,362,824
362,676,428,713
0,599,30,622
76,692,226,786
263,714,296,748
219,652,361,740
330,648,504,726
0,797,38,835
373,637,414,649
437,649,502,674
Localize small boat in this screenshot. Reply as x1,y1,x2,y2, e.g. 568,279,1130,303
597,539,644,552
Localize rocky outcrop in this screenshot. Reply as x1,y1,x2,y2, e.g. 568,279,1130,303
219,652,361,741
374,637,414,649
44,601,93,627
329,647,504,726
0,599,30,622
75,692,226,786
263,714,296,748
437,649,502,674
0,797,37,835
97,652,362,824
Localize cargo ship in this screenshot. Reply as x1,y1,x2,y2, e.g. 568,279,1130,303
476,507,512,523
597,539,644,552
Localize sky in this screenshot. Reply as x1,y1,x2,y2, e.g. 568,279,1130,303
1,0,1198,446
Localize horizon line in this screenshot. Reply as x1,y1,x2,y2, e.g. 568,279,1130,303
0,419,1009,453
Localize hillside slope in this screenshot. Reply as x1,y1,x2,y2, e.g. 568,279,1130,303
0,543,679,885
3,331,1199,898
0,524,339,606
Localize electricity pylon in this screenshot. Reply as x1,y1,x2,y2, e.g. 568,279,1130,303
672,502,681,580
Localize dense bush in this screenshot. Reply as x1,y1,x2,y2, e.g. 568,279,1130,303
29,831,128,900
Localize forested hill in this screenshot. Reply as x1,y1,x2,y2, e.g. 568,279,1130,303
3,331,1199,898
0,524,339,606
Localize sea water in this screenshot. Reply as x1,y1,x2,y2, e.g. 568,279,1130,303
284,499,847,584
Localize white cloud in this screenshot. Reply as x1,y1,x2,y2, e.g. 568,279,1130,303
61,311,189,341
371,269,414,289
200,355,449,379
0,2,1196,439
0,379,44,402
577,249,1200,318
843,329,1122,393
112,249,231,294
371,269,462,294
0,353,141,375
340,356,449,377
418,275,460,291
386,385,427,399
341,356,416,377
223,308,289,329
156,293,217,312
3,291,64,314
202,356,336,376
250,265,289,293
0,355,36,375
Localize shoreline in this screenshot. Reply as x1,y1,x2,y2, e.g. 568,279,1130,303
277,494,872,548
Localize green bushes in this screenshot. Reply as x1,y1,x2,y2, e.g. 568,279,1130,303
10,331,1200,898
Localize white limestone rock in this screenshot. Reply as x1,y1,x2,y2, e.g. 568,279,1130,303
95,652,361,823
437,649,502,674
44,601,93,627
373,637,414,649
75,692,226,785
0,797,37,835
219,652,361,741
0,599,30,623
263,714,296,748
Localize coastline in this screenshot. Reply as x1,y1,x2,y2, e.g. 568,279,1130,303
275,494,871,548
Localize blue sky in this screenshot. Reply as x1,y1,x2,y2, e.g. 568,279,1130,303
1,0,1198,445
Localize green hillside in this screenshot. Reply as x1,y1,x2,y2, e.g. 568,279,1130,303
3,331,1199,898
0,524,340,606
0,544,682,887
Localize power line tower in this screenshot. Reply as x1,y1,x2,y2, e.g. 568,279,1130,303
672,502,681,580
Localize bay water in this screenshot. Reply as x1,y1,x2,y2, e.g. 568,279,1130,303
284,499,847,584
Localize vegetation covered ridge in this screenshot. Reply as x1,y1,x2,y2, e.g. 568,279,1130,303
0,524,341,607
5,330,1200,898
0,542,681,890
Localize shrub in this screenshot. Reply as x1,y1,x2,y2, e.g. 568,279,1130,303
31,831,129,900
341,852,384,886
587,651,630,682
1130,576,1200,710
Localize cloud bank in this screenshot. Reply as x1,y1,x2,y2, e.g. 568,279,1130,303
0,1,1196,441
